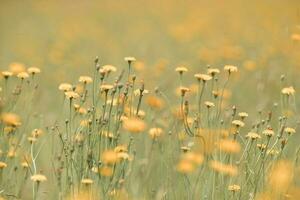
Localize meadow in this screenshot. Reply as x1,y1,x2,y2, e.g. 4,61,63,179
1,0,300,199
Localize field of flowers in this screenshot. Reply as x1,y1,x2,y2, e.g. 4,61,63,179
1,0,300,199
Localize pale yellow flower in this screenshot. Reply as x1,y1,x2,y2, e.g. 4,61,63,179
79,76,93,84
228,184,240,192
31,174,47,182
124,57,136,62
59,83,73,91
101,65,117,73
2,71,13,78
17,72,29,79
281,86,295,96
194,73,212,81
65,91,80,99
207,68,220,76
232,120,245,127
284,127,296,135
27,67,41,74
224,65,238,73
175,66,188,73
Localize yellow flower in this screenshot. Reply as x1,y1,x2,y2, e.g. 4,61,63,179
228,184,240,192
246,132,261,140
123,117,146,133
263,128,275,137
149,127,163,139
1,113,21,127
207,68,220,76
31,174,47,182
194,73,212,82
0,162,7,169
124,57,136,62
81,178,93,185
281,86,295,96
175,66,188,74
100,84,114,92
204,101,215,108
1,71,13,78
176,159,195,174
64,91,80,99
101,150,119,164
238,112,248,119
17,72,29,79
232,120,245,127
101,65,117,73
27,67,41,74
284,127,296,135
59,83,73,91
218,139,241,154
224,65,238,73
79,76,93,84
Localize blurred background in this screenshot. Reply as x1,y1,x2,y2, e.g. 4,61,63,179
1,0,300,120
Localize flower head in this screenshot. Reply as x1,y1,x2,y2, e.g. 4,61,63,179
100,84,114,92
149,127,163,139
246,132,261,140
81,178,93,185
228,184,240,192
224,65,238,73
79,76,93,84
0,162,7,169
263,128,275,137
27,67,41,75
124,57,136,63
175,66,188,74
65,91,80,99
31,174,47,182
232,120,245,127
59,83,73,92
204,101,215,108
1,113,21,127
17,72,29,79
281,86,295,96
218,139,241,154
207,68,220,76
194,73,212,82
284,127,296,135
2,71,13,79
101,65,117,74
122,117,146,133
